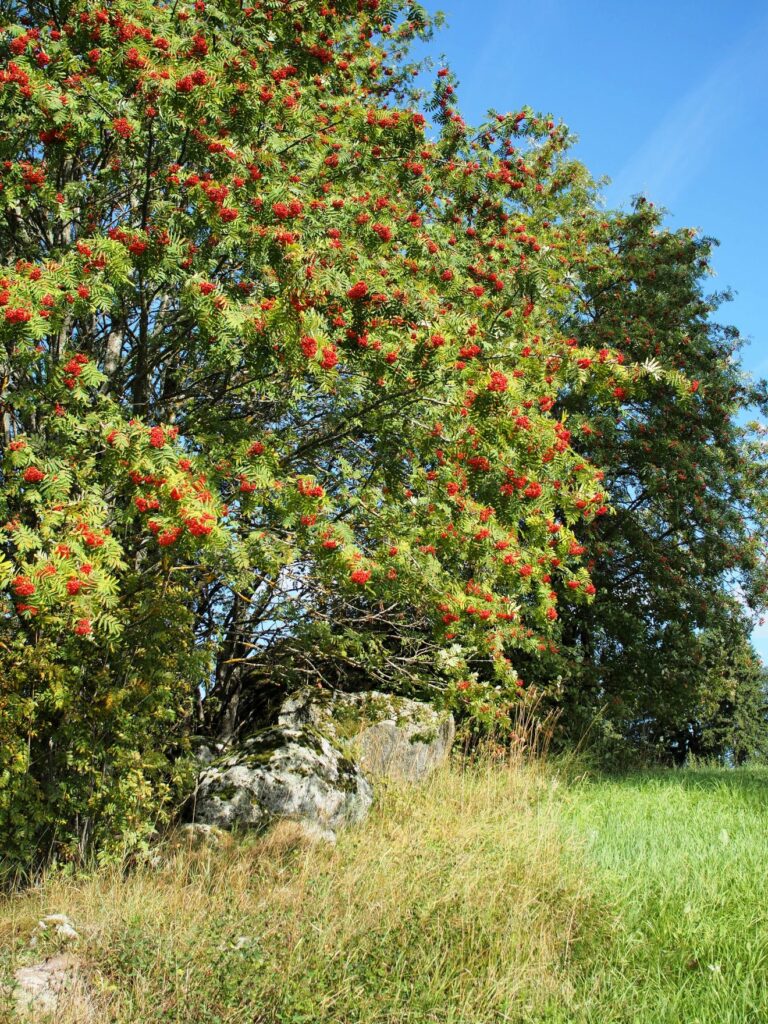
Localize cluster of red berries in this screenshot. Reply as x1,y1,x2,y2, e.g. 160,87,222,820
63,352,88,389
320,345,338,370
176,69,209,93
487,371,509,393
12,575,35,597
273,199,303,220
297,478,324,498
301,335,318,358
112,117,134,138
184,513,215,537
4,306,31,323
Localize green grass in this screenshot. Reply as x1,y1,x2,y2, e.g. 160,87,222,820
2,762,768,1023
556,768,768,1024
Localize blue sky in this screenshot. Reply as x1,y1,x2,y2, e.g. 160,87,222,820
418,0,768,658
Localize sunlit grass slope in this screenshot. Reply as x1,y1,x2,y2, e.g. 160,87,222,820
2,761,768,1023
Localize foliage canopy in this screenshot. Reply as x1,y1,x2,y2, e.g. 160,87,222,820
0,0,765,867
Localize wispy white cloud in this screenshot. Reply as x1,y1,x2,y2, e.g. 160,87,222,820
608,15,768,208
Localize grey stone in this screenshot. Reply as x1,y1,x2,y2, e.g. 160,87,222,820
191,740,225,766
191,725,372,838
29,915,79,949
177,822,224,847
11,954,92,1020
279,688,455,782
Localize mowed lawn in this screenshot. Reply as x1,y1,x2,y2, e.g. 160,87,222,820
1,763,768,1023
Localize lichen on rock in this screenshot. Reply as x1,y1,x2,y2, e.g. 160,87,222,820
279,688,455,782
191,689,454,840
191,724,372,839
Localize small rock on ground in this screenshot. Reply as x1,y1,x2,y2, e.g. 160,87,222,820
11,953,92,1020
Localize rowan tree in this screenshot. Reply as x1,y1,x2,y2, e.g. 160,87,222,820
0,0,727,866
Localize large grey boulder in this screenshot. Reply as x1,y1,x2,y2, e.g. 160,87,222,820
279,688,455,782
190,690,454,840
191,725,372,840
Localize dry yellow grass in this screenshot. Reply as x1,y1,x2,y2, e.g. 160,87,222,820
5,756,768,1023
0,754,591,1023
